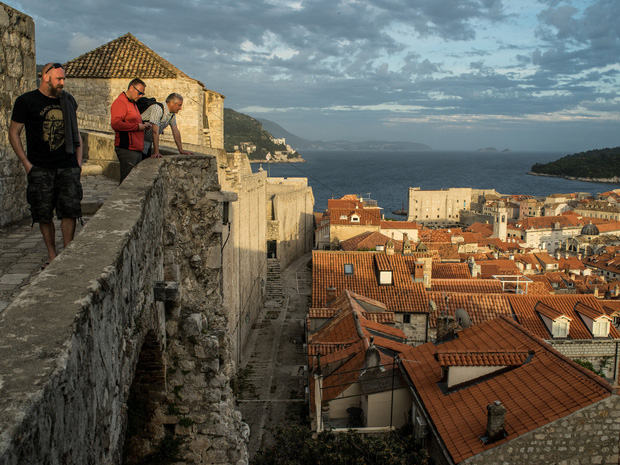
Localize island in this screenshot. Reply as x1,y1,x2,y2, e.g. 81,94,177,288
529,147,620,183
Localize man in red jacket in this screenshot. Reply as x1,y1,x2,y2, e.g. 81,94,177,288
110,78,152,183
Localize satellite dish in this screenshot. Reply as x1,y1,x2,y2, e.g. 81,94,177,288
429,300,437,312
455,308,472,329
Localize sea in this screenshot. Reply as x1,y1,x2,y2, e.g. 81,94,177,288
251,150,618,219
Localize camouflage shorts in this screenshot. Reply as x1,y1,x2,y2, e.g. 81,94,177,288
26,166,83,223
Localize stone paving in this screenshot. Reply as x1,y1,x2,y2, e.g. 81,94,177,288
236,252,312,460
0,173,118,314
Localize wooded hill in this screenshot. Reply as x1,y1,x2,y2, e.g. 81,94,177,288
530,147,620,179
224,108,300,160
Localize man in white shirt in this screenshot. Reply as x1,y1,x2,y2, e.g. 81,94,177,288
141,93,193,158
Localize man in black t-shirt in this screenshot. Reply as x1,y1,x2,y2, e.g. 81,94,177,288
9,62,83,267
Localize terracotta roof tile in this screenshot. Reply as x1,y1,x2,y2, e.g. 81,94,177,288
436,350,530,367
329,207,381,226
312,251,430,313
431,263,472,279
64,33,199,82
427,292,512,327
399,316,614,463
507,295,620,340
340,231,403,252
431,279,503,294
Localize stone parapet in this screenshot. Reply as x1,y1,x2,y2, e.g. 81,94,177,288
0,155,248,464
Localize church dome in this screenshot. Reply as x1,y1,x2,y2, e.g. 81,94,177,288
581,222,600,236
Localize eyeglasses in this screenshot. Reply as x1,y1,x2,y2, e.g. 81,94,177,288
132,86,145,96
44,63,63,74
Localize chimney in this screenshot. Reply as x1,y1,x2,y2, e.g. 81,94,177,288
403,233,412,256
386,233,395,256
615,284,619,297
485,401,507,443
436,312,455,342
364,337,382,373
594,286,599,298
326,287,337,302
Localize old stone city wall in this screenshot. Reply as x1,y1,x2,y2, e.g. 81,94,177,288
216,151,268,365
0,155,248,464
267,178,314,271
0,4,35,226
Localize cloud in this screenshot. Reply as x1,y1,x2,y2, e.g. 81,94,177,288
7,0,619,151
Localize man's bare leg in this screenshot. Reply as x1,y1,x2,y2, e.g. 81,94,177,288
39,221,57,263
61,218,77,248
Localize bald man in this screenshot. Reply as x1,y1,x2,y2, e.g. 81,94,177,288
9,62,83,267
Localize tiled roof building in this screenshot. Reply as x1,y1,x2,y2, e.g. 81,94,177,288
508,294,620,380
62,33,224,151
307,291,412,430
312,251,432,343
400,316,619,465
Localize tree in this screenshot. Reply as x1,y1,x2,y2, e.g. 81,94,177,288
252,426,430,465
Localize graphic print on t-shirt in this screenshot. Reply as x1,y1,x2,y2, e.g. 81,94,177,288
41,107,64,152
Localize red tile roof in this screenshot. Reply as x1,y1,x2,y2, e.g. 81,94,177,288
431,279,504,294
329,207,382,226
466,223,494,237
427,292,512,327
340,231,403,252
426,243,460,261
507,295,620,340
380,220,422,229
312,251,430,313
509,214,584,231
431,263,472,279
64,33,198,82
478,259,521,278
399,316,614,463
436,350,530,367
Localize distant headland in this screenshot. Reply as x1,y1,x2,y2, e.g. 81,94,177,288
529,146,620,184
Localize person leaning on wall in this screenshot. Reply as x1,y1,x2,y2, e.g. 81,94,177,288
141,92,194,159
110,78,152,183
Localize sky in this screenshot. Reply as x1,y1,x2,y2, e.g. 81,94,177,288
8,0,620,152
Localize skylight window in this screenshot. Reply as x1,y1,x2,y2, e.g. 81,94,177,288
344,263,354,275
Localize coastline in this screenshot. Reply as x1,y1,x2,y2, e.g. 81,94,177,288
527,171,620,185
249,158,306,164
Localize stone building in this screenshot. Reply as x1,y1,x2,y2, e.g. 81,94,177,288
407,187,472,226
312,250,432,344
0,4,35,226
62,33,224,152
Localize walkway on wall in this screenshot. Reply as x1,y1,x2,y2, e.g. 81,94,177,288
236,252,312,460
0,174,118,314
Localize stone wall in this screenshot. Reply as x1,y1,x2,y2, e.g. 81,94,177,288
65,77,224,150
80,129,221,182
215,151,268,365
0,4,35,226
0,155,248,464
462,394,620,465
550,339,620,381
267,177,315,271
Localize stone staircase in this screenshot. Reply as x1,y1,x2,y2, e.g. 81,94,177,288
266,258,284,303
